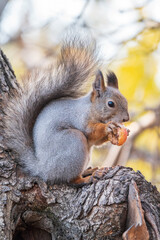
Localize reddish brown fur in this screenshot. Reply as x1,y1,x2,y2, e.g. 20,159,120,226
87,122,109,146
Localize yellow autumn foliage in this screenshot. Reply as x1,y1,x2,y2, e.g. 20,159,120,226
113,28,160,188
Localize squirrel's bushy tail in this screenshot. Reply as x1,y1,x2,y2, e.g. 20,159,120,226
3,37,99,170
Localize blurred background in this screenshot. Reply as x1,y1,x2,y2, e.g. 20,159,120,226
0,0,160,189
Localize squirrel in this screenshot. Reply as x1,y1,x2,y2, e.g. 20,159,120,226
3,37,129,186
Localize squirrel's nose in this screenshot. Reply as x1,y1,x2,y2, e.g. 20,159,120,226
122,113,129,122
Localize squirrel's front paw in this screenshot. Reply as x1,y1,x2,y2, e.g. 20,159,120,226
106,122,120,145
106,122,128,145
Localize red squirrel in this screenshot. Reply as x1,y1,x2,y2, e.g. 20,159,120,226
3,37,129,186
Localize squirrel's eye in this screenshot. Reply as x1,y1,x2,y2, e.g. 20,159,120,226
108,101,115,108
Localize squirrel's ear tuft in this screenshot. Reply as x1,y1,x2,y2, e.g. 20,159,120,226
107,71,119,89
91,70,105,102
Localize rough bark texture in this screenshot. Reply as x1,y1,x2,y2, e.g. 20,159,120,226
0,49,160,240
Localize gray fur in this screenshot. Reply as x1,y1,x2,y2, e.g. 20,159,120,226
33,96,91,182
3,37,129,183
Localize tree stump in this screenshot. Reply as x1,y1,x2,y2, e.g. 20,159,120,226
0,49,160,240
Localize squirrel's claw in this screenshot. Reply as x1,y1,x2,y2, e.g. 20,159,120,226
69,167,109,188
69,175,97,188
92,167,109,179
82,167,99,177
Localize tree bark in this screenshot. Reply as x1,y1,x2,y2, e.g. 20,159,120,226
0,49,160,240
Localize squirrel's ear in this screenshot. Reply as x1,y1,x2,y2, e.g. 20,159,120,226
91,70,105,102
107,71,119,89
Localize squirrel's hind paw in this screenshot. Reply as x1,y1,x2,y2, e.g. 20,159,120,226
82,167,99,177
69,167,109,188
69,175,97,188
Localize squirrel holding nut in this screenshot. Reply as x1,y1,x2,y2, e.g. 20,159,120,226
3,37,129,186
